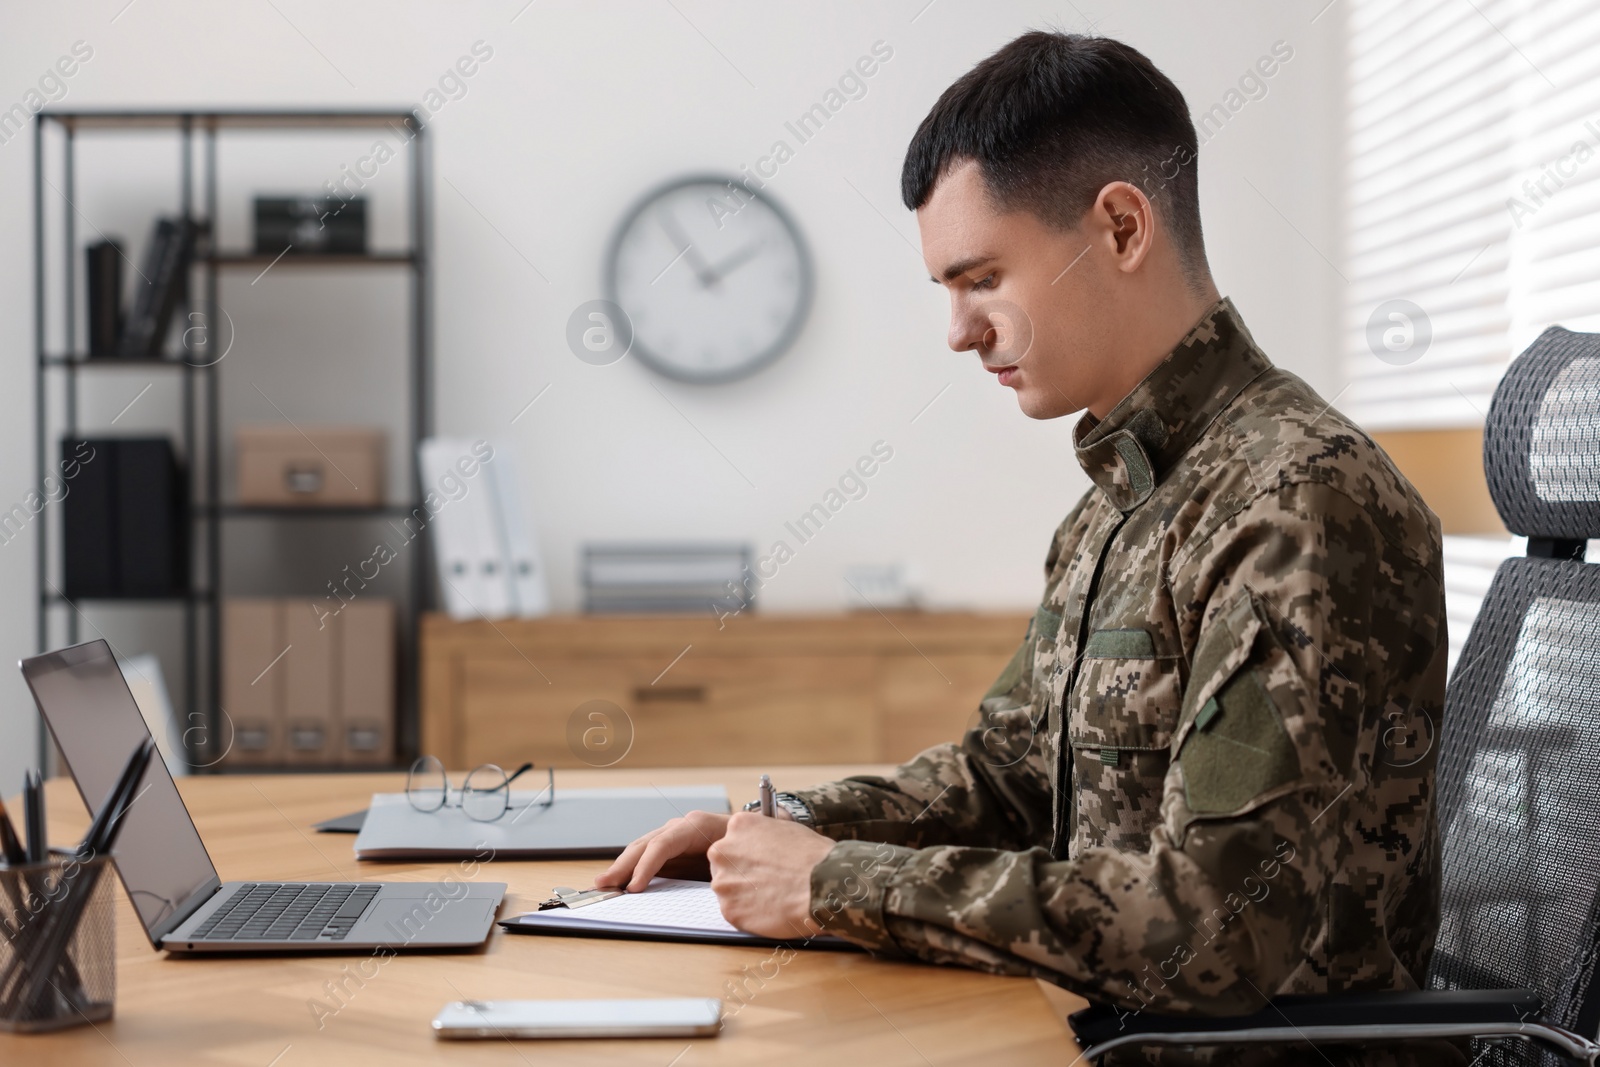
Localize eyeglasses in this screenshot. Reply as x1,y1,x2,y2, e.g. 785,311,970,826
405,755,555,822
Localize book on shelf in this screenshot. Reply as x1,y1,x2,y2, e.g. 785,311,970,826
117,217,196,359
85,239,123,358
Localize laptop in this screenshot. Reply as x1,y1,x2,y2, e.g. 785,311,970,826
22,640,506,954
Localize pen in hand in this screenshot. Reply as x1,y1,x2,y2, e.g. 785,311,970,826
758,774,775,818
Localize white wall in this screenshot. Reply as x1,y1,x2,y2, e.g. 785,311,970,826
0,0,1345,783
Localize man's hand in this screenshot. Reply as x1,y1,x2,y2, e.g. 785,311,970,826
708,813,836,939
595,809,733,892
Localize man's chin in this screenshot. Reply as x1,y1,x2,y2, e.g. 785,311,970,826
1014,385,1081,421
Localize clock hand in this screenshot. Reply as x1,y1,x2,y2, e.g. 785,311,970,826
701,241,765,285
655,210,716,286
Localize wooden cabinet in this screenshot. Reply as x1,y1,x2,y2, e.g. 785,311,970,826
420,611,1030,768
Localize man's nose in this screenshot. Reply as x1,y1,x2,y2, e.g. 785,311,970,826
948,305,987,353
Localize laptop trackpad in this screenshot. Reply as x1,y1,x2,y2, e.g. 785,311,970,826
363,897,497,945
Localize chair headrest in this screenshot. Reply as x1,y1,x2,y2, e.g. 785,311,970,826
1484,326,1600,540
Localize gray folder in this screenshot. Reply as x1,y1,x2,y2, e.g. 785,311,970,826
352,786,731,860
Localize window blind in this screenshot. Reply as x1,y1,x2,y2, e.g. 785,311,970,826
1344,0,1600,430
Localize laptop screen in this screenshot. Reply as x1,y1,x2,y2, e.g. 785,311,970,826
22,640,219,945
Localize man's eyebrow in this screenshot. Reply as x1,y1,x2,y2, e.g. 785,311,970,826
931,255,995,283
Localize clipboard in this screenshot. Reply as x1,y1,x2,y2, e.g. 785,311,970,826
500,911,861,950
499,877,861,952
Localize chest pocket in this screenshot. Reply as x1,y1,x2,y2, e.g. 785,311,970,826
1064,627,1183,855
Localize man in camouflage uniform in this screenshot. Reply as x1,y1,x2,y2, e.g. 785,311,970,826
600,31,1456,1065
784,295,1452,1065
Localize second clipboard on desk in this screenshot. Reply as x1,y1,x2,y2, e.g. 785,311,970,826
352,784,732,860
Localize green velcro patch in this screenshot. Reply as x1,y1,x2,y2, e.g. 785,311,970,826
1083,627,1156,659
1180,668,1299,815
1194,697,1221,732
982,637,1029,700
1112,435,1154,497
1099,747,1120,767
1034,605,1063,645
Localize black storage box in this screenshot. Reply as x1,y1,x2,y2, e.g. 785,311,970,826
62,438,188,598
253,196,366,256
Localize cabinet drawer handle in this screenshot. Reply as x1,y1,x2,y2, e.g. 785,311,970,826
633,685,706,704
284,462,325,494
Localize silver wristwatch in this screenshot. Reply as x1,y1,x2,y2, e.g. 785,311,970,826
741,791,814,825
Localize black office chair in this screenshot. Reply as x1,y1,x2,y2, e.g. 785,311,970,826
1070,326,1600,1065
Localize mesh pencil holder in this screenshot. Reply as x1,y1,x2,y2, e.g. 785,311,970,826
0,853,115,1032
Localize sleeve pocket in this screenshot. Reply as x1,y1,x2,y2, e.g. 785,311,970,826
1169,590,1308,829
1178,667,1300,815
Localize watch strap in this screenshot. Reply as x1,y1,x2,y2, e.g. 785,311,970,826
741,792,814,825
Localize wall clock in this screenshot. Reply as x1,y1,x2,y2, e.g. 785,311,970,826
605,175,812,384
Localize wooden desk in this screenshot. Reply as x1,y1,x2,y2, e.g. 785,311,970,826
5,767,1086,1065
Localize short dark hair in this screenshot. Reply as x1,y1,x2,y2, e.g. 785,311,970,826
902,32,1207,281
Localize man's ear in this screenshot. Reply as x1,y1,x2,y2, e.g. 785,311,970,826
1089,181,1157,273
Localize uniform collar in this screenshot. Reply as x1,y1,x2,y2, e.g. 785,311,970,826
1073,297,1271,512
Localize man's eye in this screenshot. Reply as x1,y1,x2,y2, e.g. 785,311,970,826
973,274,997,290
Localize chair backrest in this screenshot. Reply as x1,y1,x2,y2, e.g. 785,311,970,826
1430,327,1600,1063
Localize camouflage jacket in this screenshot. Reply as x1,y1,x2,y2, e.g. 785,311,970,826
795,298,1457,1065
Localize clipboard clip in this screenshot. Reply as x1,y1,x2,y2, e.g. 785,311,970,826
536,886,624,911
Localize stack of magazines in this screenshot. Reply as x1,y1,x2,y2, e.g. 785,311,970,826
582,544,752,615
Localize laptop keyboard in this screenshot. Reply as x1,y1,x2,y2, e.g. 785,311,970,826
192,883,383,941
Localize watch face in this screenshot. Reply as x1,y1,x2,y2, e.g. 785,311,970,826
606,175,812,384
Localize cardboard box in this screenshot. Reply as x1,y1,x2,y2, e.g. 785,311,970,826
338,599,396,765
283,602,338,765
223,596,398,768
222,599,284,765
235,425,384,507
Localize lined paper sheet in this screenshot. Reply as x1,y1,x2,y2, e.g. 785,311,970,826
556,878,739,934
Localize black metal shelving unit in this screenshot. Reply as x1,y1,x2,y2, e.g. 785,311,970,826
33,109,432,773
